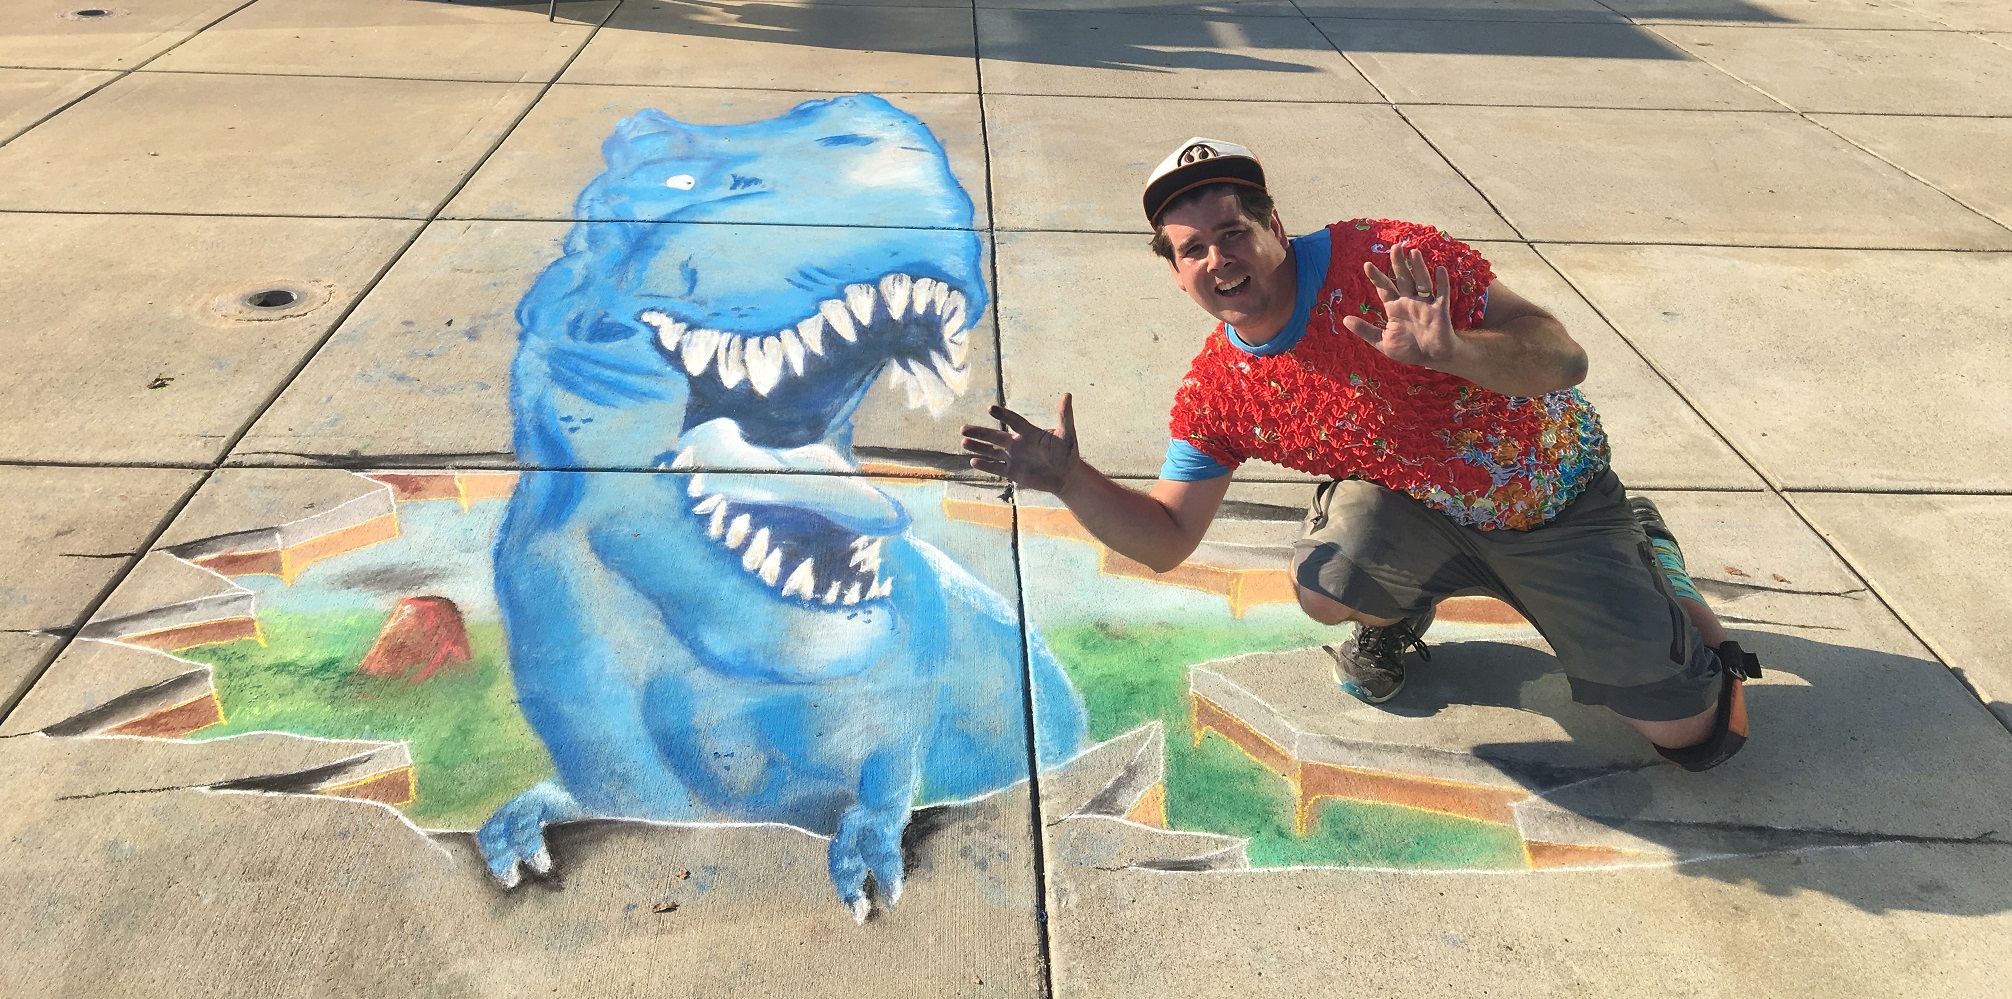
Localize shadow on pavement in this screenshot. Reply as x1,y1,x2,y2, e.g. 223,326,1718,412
1408,631,2012,916
505,0,1803,71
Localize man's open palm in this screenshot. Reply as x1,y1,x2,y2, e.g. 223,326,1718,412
961,395,1079,494
1342,243,1460,371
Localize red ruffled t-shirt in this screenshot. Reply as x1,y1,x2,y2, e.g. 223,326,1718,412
1168,219,1610,531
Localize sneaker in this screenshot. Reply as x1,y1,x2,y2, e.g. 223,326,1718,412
1324,610,1434,705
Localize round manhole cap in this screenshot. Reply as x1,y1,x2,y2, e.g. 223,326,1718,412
210,281,331,322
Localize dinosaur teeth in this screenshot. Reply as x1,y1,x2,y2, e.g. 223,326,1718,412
888,359,951,415
940,291,967,339
724,513,751,549
742,527,770,571
687,473,707,497
692,493,723,515
707,503,727,539
782,559,817,598
796,314,825,356
717,336,747,389
844,284,877,327
669,448,698,471
819,300,856,344
641,311,686,350
887,362,922,409
751,335,788,395
879,273,913,322
843,582,862,606
934,353,970,394
759,547,783,586
823,581,841,604
779,327,807,375
682,328,721,376
848,539,882,572
912,278,939,314
869,577,893,599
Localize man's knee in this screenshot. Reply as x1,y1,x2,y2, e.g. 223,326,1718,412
1294,584,1395,627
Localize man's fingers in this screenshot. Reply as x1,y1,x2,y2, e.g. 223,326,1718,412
1387,243,1415,296
1057,393,1077,443
1362,260,1399,299
1402,249,1428,296
960,425,1014,448
969,457,1010,476
989,404,1045,438
961,437,1007,458
1340,315,1382,343
1434,265,1452,313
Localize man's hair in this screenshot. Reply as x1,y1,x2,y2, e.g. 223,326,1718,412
1148,183,1276,262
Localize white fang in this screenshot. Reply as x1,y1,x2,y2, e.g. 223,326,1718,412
879,273,913,322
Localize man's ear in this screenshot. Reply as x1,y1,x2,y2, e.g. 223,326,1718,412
1268,209,1288,243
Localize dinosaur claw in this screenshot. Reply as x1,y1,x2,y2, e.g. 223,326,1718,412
529,848,553,875
492,863,522,890
848,896,871,924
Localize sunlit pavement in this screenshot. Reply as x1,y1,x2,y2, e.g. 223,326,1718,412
3,1,2010,995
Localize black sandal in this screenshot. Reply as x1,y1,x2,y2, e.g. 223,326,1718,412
1656,641,1763,773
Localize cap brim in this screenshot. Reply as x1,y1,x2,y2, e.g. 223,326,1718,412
1143,157,1267,224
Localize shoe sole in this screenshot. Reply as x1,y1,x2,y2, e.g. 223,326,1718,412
1336,677,1402,705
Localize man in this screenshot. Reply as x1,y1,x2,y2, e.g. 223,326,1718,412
960,139,1759,771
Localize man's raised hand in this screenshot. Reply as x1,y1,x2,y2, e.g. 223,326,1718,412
1341,242,1463,372
960,395,1080,495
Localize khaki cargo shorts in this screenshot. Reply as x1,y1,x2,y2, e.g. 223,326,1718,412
1289,470,1720,722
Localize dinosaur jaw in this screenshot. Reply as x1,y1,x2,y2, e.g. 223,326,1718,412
666,417,910,610
640,271,975,449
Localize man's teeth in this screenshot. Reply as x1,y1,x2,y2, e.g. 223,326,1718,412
638,275,971,411
1216,276,1248,293
693,496,895,605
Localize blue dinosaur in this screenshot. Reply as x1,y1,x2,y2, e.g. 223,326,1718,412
478,95,1088,921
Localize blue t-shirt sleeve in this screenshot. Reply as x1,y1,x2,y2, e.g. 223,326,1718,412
1160,439,1233,481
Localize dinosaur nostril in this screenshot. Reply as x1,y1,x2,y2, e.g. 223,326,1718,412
579,318,638,343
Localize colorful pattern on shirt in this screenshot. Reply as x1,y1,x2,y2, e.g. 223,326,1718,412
1167,219,1610,531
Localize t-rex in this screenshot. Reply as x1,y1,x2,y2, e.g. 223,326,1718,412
476,95,1087,921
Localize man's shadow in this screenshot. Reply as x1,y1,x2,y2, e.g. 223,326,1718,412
1387,629,2012,917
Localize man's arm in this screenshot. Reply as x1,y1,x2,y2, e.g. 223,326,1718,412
1450,281,1588,397
961,395,1230,574
1343,244,1588,398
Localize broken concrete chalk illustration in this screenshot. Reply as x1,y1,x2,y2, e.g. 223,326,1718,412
12,96,1888,936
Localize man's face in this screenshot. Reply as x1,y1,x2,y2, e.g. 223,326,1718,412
1158,188,1293,333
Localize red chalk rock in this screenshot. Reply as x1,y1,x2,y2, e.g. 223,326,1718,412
357,596,471,681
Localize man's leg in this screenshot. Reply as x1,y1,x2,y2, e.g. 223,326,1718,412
1289,480,1478,703
1478,472,1753,768
1294,584,1400,628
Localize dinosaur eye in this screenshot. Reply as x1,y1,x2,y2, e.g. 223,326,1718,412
664,174,697,190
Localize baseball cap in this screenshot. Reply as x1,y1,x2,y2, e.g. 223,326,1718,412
1142,138,1267,225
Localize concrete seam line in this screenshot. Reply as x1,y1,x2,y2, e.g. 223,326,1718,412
1530,245,2012,737
1632,21,2012,242
973,2,1061,990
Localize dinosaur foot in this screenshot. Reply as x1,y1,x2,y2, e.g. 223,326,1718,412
830,805,906,923
477,779,587,888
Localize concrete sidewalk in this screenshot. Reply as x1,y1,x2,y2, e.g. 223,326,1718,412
2,0,2010,995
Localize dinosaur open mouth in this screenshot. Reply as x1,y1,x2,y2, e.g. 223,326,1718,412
640,271,973,448
669,421,909,608
680,473,895,606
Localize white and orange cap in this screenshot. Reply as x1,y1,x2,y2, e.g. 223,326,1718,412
1142,137,1267,225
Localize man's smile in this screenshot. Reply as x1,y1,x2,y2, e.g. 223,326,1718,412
1215,275,1251,297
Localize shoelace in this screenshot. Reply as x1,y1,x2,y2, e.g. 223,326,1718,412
1360,621,1431,663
